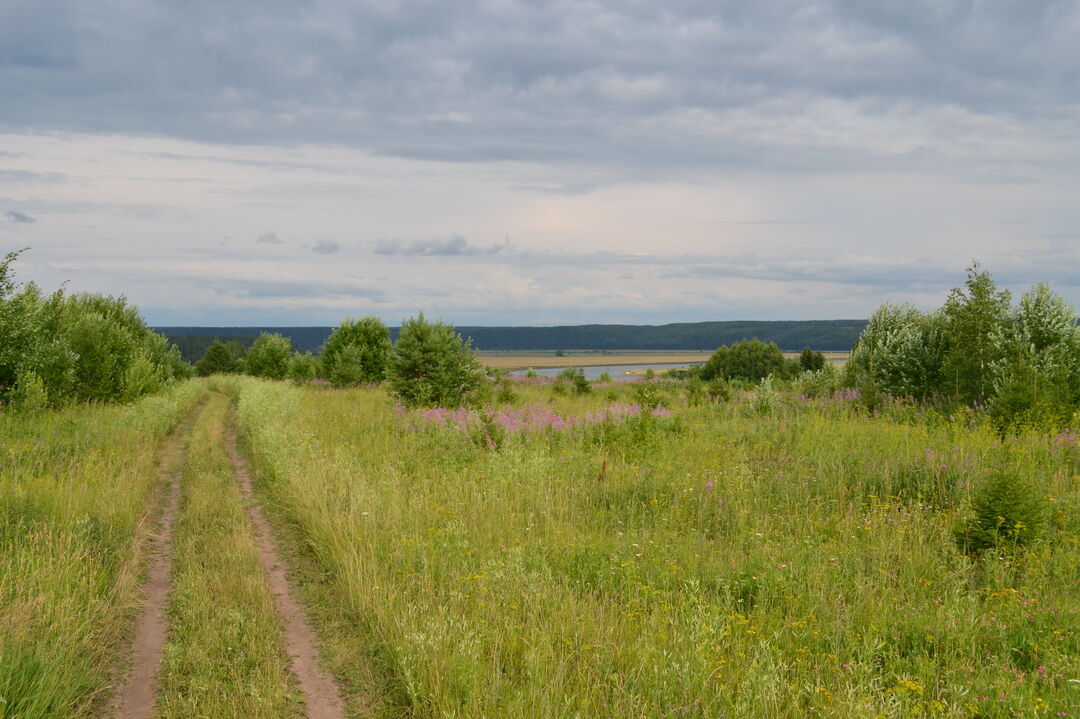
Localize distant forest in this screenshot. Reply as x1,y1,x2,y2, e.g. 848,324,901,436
159,320,866,363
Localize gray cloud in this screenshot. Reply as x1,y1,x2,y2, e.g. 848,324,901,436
374,235,509,256
1,1,1076,176
202,277,384,301
256,231,284,244
0,169,68,184
311,239,341,254
3,209,34,223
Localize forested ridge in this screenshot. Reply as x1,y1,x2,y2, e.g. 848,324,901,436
159,319,866,361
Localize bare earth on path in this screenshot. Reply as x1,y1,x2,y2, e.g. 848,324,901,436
109,405,200,719
225,427,346,719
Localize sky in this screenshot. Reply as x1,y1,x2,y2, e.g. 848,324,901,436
2,0,1079,327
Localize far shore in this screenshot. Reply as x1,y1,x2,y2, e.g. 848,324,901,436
479,352,710,371
479,350,849,371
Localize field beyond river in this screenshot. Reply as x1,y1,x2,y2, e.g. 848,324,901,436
479,350,849,372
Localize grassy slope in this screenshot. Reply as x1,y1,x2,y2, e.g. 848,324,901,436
234,377,1079,718
156,391,304,718
0,380,205,719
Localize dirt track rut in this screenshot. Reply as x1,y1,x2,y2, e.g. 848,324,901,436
225,428,346,719
108,407,197,719
110,400,345,719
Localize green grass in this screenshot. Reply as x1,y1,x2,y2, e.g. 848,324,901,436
156,390,304,718
230,377,1079,718
0,380,206,719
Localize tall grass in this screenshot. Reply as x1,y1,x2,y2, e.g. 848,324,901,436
0,380,205,718
233,377,1079,718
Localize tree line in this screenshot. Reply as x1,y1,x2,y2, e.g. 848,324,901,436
197,314,484,408
160,319,867,361
7,246,1078,431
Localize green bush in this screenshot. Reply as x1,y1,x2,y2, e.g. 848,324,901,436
195,341,241,376
321,316,392,385
244,333,292,380
13,371,48,413
953,472,1046,555
329,344,367,387
700,339,786,383
799,347,826,372
286,352,320,384
388,314,484,408
749,375,778,415
705,377,731,402
558,367,591,395
0,252,189,408
634,380,662,412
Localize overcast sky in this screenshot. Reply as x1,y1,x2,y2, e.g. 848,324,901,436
2,0,1079,326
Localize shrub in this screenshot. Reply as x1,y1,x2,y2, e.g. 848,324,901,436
685,378,704,406
953,473,1046,555
388,313,484,408
0,251,186,406
634,380,662,412
494,377,518,404
846,303,948,402
244,333,292,380
705,377,731,402
122,353,163,401
800,347,826,372
558,367,591,395
700,339,785,383
287,352,319,384
793,364,841,398
749,375,778,415
321,316,392,384
195,341,241,377
13,371,47,413
329,344,367,387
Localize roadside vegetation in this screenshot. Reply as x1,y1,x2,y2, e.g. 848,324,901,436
0,380,205,718
0,250,191,410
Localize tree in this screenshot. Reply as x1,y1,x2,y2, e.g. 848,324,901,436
799,347,826,372
699,339,785,383
287,352,320,384
1,250,186,407
989,284,1080,430
329,344,366,386
942,263,1011,405
195,341,241,376
846,303,948,401
245,332,292,380
388,313,484,408
321,316,392,386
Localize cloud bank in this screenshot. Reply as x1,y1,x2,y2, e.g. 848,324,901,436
1,1,1078,325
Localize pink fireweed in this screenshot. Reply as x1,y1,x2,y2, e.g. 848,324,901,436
407,402,671,435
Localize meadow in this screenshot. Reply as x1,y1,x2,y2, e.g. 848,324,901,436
0,381,204,717
1,375,1077,717
231,376,1078,718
